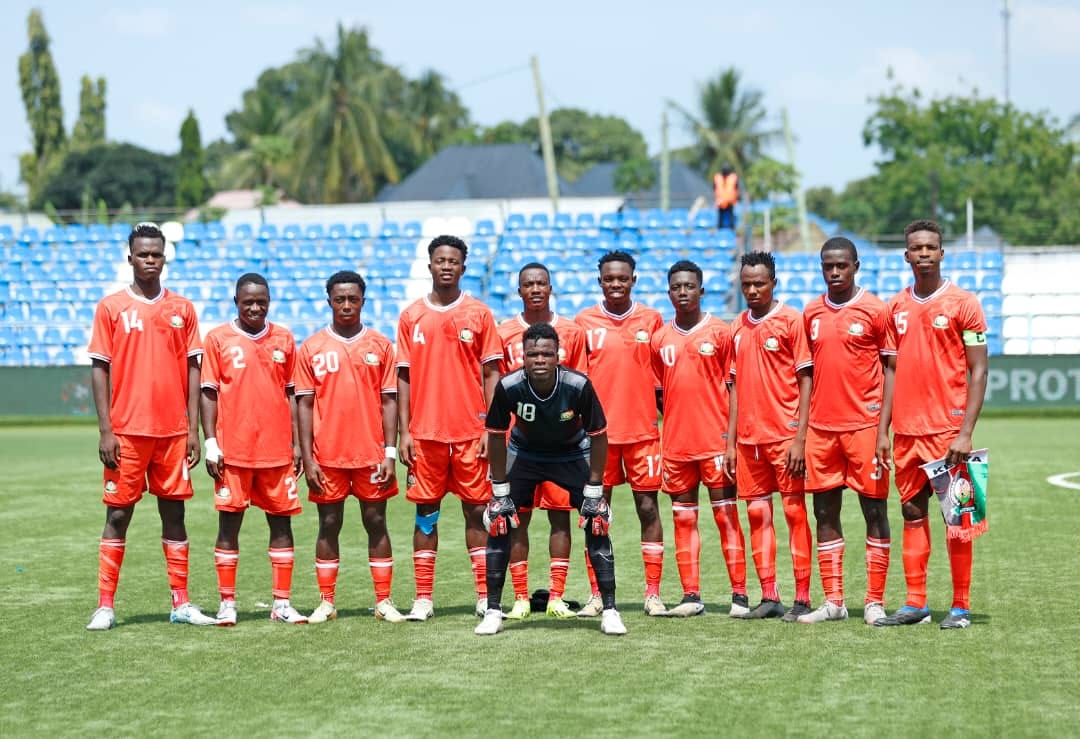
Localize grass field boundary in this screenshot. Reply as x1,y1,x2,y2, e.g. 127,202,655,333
1047,471,1080,490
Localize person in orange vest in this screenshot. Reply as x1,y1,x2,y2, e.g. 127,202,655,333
714,164,739,229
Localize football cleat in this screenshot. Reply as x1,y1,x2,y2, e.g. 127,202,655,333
474,609,504,635
874,605,932,627
940,608,972,630
86,606,115,631
545,597,576,619
643,594,668,617
577,594,603,618
270,601,309,624
863,602,887,626
475,598,488,618
600,608,627,635
170,602,217,626
737,599,786,619
405,598,435,622
308,599,337,624
667,593,706,618
797,600,848,624
375,598,406,623
729,593,751,619
505,598,531,621
215,600,238,627
782,600,813,622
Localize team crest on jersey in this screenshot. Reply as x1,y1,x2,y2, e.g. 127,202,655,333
364,352,379,365
634,330,649,343
216,486,231,500
272,349,286,363
559,409,575,422
848,322,865,336
698,341,715,356
170,315,184,328
764,337,780,351
932,315,950,329
104,480,117,495
459,328,475,343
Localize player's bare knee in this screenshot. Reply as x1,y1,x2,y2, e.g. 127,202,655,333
103,505,133,538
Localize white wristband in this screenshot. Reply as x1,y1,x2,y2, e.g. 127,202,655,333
492,481,510,498
385,446,397,460
583,483,603,499
204,437,223,461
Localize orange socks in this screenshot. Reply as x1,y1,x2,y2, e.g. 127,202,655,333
781,494,813,604
817,538,845,605
414,549,436,601
314,558,339,604
162,538,190,607
947,537,972,611
902,517,931,609
672,502,700,595
746,499,779,601
369,557,393,602
509,560,529,601
865,537,891,605
214,548,239,602
268,547,294,601
640,541,664,598
584,550,600,597
711,499,747,596
549,557,569,600
97,538,125,609
468,546,487,599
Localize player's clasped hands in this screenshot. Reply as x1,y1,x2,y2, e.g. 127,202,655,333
578,483,612,535
483,482,519,536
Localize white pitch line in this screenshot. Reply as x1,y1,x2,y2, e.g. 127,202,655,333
1046,472,1080,491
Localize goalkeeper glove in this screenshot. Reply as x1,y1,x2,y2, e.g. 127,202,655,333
578,483,611,535
482,481,519,536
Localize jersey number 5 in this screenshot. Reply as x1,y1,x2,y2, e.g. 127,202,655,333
894,311,909,335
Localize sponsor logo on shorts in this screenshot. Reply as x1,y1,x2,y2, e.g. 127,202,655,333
170,315,184,328
950,408,965,416
406,472,417,487
104,480,117,495
698,341,715,356
848,322,865,336
272,349,286,363
364,352,379,365
867,403,881,411
932,315,949,329
764,337,780,351
634,330,649,343
787,420,799,428
559,409,575,422
459,328,474,343
215,485,231,500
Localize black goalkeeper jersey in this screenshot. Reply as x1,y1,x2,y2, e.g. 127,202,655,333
486,366,607,462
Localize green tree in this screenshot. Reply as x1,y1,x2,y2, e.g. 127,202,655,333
743,157,798,201
176,110,208,208
805,185,839,222
218,135,293,190
71,75,106,149
613,157,657,194
18,9,66,205
40,143,176,210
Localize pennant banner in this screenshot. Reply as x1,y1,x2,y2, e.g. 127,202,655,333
920,448,990,542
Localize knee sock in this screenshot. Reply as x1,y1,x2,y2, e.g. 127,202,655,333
640,541,664,598
97,538,126,609
549,557,569,600
484,534,510,612
746,498,779,601
214,547,239,602
509,560,529,601
161,538,190,608
369,557,393,602
468,546,487,599
584,550,600,597
268,547,294,601
711,499,747,596
413,549,436,601
947,537,973,611
816,538,845,605
902,517,931,609
672,501,701,595
865,537,891,605
781,494,813,604
315,557,339,604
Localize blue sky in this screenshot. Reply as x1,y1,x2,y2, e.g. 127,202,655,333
2,0,1077,198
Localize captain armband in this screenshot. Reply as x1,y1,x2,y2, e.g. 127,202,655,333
962,330,987,346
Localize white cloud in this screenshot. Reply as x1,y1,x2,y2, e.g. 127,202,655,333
103,8,176,38
1014,2,1080,56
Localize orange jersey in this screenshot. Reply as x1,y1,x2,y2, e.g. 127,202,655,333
396,294,501,443
731,302,813,445
88,287,202,437
887,281,987,436
497,314,588,374
201,321,296,467
294,326,396,468
804,288,894,432
652,314,734,460
575,301,663,444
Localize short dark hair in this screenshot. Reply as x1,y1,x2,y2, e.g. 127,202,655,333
667,259,703,285
326,270,366,297
820,237,858,261
518,262,550,281
598,250,636,273
128,222,165,250
740,251,776,280
428,234,468,260
522,322,559,350
904,219,943,241
235,272,269,295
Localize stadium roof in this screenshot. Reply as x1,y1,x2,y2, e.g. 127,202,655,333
569,159,711,207
376,143,570,202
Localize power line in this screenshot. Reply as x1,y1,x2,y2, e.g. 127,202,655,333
454,63,530,91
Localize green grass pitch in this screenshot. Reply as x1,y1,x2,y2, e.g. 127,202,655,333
2,417,1079,736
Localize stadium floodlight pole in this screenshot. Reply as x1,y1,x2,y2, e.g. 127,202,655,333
967,198,974,249
531,54,559,213
660,109,670,212
782,108,811,253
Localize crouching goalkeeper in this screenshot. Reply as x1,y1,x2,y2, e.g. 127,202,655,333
477,323,625,636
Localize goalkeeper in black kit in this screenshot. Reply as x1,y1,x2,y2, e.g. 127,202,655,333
476,323,625,636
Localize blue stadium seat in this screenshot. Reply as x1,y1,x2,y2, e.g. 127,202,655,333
257,224,278,241
205,222,226,241
784,295,805,311
18,227,40,244
636,273,664,293
281,223,302,241
980,252,1003,271
109,223,130,241
528,213,550,231
666,209,689,230
616,232,640,252
552,213,573,230
620,210,642,231
954,251,978,271
475,219,496,236
504,213,526,231
881,275,903,293
883,252,906,272
65,224,88,243
860,274,880,294
956,274,977,291
349,223,371,239
50,306,73,323
644,209,665,230
75,306,95,323
184,222,207,241
43,327,65,345
326,223,347,240
64,327,88,345
785,275,809,292
860,253,881,272
87,224,110,243
980,274,1002,292
42,227,63,244
402,221,422,238
575,213,596,230
0,225,14,243
302,224,324,241
379,221,400,239
232,223,253,240
980,293,1003,316
987,337,1003,356
692,211,713,229
598,213,619,231
986,316,1003,337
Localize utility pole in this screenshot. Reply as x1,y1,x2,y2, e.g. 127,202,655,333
531,55,559,212
782,108,811,252
660,110,670,212
1002,0,1011,105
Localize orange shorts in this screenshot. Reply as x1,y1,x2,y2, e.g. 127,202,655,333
214,463,302,516
805,425,890,498
308,464,400,505
102,433,194,507
894,432,957,503
406,437,489,505
736,441,804,500
533,481,572,511
661,455,732,494
603,439,662,490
